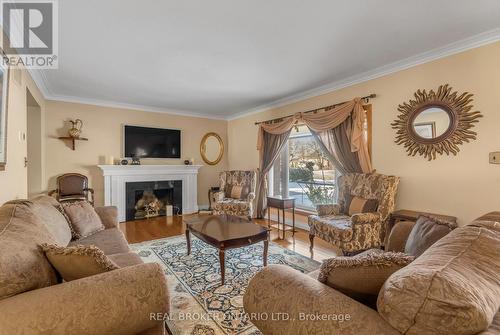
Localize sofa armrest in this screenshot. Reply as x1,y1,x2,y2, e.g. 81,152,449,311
386,220,415,252
351,212,382,225
316,204,341,216
0,263,169,335
247,192,256,201
95,205,119,229
243,265,399,335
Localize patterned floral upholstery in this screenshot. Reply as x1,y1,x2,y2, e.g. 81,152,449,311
308,173,400,253
213,170,257,218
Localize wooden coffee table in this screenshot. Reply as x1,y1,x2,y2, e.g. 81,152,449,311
184,215,269,285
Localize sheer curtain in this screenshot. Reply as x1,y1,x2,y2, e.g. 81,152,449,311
310,115,363,175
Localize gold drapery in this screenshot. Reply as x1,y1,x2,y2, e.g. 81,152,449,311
256,98,372,173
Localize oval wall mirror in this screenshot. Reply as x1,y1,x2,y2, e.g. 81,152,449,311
392,84,482,160
411,106,452,140
200,132,224,165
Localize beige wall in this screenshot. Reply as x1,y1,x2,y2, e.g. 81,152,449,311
4,41,499,225
44,101,228,207
228,41,500,225
0,66,46,205
27,95,43,198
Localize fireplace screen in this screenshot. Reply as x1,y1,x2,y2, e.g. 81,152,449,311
125,181,182,221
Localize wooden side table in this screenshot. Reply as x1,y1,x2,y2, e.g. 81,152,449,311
386,209,457,246
267,196,295,239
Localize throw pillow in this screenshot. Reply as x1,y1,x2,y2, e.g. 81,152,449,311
318,252,414,308
405,215,457,257
30,195,73,246
61,201,105,239
40,243,119,281
343,194,378,216
239,185,250,200
230,185,243,199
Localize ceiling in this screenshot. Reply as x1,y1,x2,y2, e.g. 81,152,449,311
31,0,500,119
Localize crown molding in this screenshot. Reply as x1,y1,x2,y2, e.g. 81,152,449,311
26,27,500,122
226,27,500,121
27,67,52,96
44,94,229,120
26,70,229,120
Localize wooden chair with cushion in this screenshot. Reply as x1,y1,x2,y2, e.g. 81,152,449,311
49,173,95,206
212,170,257,219
308,172,400,255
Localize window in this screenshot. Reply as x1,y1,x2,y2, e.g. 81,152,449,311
270,106,372,211
271,124,336,211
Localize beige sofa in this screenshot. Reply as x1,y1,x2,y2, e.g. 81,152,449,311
0,195,169,335
244,212,500,335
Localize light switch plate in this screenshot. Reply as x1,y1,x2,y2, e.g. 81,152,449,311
489,152,500,164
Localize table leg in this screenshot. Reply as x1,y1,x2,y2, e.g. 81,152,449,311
292,206,295,237
267,206,270,228
282,208,286,239
185,228,191,255
277,208,280,239
219,249,225,285
263,239,269,267
208,189,212,211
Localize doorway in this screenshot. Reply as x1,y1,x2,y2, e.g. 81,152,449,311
26,89,42,198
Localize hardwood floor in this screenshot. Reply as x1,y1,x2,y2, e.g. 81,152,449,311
119,214,340,262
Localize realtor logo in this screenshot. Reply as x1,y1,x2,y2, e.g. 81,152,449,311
1,0,58,68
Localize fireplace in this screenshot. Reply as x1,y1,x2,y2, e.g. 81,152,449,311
125,181,182,221
98,165,201,222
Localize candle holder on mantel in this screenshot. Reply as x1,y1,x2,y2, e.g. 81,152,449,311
58,119,88,150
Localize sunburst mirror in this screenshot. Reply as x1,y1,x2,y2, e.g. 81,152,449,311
391,84,482,160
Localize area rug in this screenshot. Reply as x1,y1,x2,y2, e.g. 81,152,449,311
131,235,320,335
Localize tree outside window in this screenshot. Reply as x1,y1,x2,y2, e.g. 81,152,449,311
272,125,336,210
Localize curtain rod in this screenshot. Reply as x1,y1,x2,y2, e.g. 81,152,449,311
254,94,376,125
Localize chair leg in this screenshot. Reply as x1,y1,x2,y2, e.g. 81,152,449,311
309,234,314,250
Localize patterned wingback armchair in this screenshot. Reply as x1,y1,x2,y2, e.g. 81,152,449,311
213,170,257,219
308,173,400,254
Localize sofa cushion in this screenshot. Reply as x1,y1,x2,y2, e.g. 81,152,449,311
318,252,414,308
69,228,130,255
378,220,500,335
62,201,105,239
107,252,143,267
94,206,118,229
41,244,119,281
0,201,58,299
308,215,353,242
213,198,251,216
30,195,72,246
404,215,457,257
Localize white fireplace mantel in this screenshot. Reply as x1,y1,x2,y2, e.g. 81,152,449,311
98,164,202,222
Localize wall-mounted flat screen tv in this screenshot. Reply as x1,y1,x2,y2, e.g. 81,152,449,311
124,125,181,158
